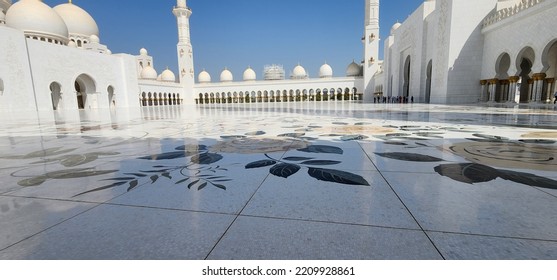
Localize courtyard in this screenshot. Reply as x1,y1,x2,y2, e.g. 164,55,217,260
0,102,556,260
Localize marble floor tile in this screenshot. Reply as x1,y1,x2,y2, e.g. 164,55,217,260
0,196,97,250
242,170,419,229
428,232,557,260
0,204,235,260
208,216,442,260
382,172,557,240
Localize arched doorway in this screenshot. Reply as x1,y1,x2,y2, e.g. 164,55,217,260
107,85,115,108
75,74,96,109
542,40,557,102
516,47,535,103
495,53,511,102
425,60,432,103
50,82,62,110
403,56,411,98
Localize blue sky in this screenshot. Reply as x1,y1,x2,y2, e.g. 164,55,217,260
44,0,424,79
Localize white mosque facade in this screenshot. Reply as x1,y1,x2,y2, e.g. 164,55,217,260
0,0,556,114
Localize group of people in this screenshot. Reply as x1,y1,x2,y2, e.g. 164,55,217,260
373,96,414,104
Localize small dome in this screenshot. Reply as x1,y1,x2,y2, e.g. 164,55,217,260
243,67,256,81
6,0,69,43
89,34,99,44
198,70,211,83
53,3,99,39
161,68,176,82
220,68,233,82
139,48,148,56
346,61,362,77
67,40,77,48
291,64,307,79
390,22,402,35
319,63,333,78
140,66,158,80
106,49,112,55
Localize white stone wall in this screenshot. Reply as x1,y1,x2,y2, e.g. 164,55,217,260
443,0,496,104
0,27,37,112
25,38,140,111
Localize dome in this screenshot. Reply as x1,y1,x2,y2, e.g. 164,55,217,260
319,63,333,78
390,22,402,35
67,40,77,48
6,0,69,43
243,67,256,81
140,66,158,80
161,68,176,82
220,68,233,82
139,48,148,56
53,3,99,39
291,64,307,79
198,70,211,83
346,61,362,77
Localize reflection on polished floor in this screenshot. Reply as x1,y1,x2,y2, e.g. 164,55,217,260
0,102,556,260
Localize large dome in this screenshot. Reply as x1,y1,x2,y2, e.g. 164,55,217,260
243,67,256,81
53,3,98,40
390,22,402,36
220,68,233,82
346,61,362,77
161,68,176,82
291,64,307,79
6,0,69,44
198,70,211,83
140,66,158,80
319,63,333,78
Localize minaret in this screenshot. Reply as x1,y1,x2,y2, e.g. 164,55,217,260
363,0,380,101
173,0,194,92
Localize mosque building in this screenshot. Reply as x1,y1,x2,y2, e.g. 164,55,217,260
0,0,556,114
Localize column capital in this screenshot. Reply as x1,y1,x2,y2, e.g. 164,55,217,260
488,78,499,84
545,78,555,83
508,76,520,83
500,80,510,85
532,73,547,80
480,80,488,85
528,79,534,84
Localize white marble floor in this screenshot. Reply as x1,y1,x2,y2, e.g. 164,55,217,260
0,102,556,260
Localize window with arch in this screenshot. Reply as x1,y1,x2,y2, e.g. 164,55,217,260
0,78,4,95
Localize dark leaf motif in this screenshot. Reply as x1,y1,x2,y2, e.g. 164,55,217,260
59,154,98,167
175,178,190,185
127,180,139,192
212,184,227,190
139,169,170,173
375,152,444,162
278,133,306,138
47,169,118,179
518,139,556,144
270,163,301,178
340,135,369,141
298,145,344,155
386,133,411,137
332,122,349,125
138,151,191,161
161,172,172,179
125,173,147,177
283,157,314,161
498,170,557,190
22,147,77,159
220,135,247,139
18,176,48,187
307,168,370,186
245,131,266,136
213,179,232,182
472,134,509,141
434,163,498,184
301,160,341,166
175,145,208,151
150,175,159,184
197,182,208,191
73,181,127,197
384,142,408,146
191,153,223,165
188,179,200,189
245,160,277,169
